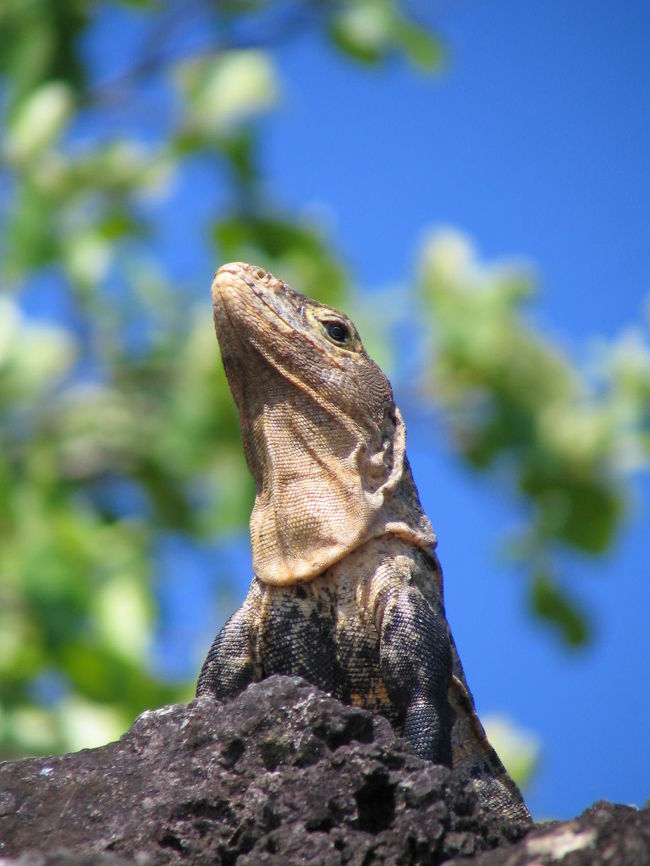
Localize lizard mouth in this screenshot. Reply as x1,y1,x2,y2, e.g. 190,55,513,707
211,262,355,376
212,262,299,331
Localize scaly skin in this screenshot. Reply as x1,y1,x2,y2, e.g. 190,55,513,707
197,262,530,822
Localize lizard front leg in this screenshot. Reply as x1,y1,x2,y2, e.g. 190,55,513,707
196,593,260,701
374,579,453,766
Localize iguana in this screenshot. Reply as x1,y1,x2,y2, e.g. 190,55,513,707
197,262,530,822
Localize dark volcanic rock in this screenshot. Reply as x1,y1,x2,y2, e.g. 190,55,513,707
0,676,647,865
0,677,525,865
447,800,650,866
0,856,135,866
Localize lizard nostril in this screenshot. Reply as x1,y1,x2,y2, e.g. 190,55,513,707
252,267,267,281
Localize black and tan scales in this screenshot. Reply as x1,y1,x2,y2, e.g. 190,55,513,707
197,262,530,822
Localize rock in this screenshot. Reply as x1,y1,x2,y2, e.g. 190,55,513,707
0,855,136,866
0,676,647,865
447,801,650,866
447,800,650,866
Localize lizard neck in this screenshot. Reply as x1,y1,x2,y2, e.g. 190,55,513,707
248,393,436,585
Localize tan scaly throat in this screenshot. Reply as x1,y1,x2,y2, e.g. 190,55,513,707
246,363,437,585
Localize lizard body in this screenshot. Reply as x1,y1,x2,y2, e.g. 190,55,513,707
197,262,530,822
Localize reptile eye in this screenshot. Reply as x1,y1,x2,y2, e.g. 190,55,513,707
323,321,350,344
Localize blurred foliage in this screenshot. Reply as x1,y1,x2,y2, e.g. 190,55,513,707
0,0,445,758
0,0,648,768
418,231,650,645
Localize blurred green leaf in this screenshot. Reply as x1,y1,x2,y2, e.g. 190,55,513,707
393,19,444,71
417,228,648,645
329,1,393,64
214,213,348,305
4,80,73,165
328,0,443,71
483,715,540,788
4,181,60,276
0,0,87,107
0,298,77,402
175,51,278,135
530,572,591,647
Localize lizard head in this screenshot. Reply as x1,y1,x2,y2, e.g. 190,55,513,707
212,262,436,584
212,262,391,420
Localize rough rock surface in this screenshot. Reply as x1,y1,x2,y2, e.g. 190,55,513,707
0,676,647,865
448,800,650,866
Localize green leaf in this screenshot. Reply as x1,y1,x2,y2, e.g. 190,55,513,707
4,181,59,275
394,19,444,72
214,212,348,305
4,80,73,164
483,715,539,787
328,2,443,72
0,1,87,107
523,473,624,554
530,573,591,647
175,51,278,135
328,2,392,65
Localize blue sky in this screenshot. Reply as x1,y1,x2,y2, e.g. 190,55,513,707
267,1,650,338
19,0,650,821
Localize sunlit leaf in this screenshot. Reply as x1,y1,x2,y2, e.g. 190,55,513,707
93,575,153,662
175,51,278,135
57,697,128,752
329,2,393,64
4,81,73,164
483,715,539,787
63,230,112,287
0,298,77,400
